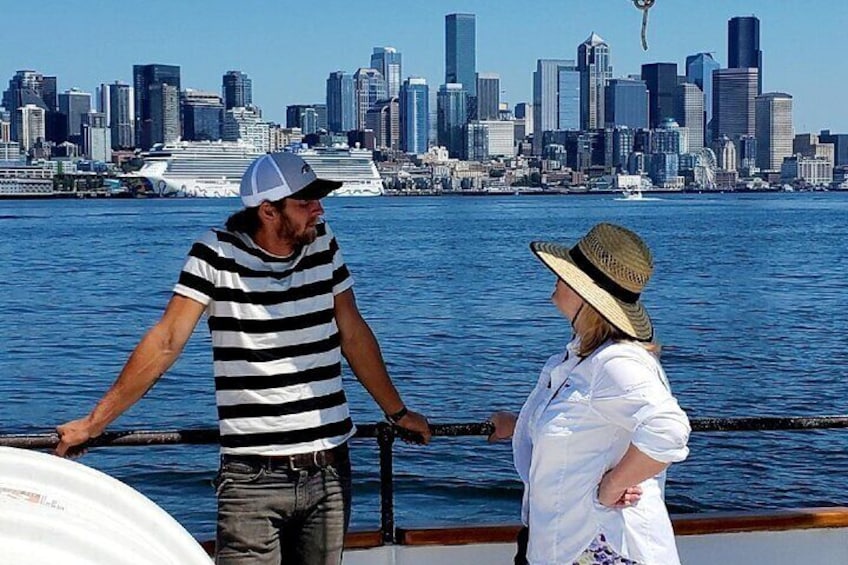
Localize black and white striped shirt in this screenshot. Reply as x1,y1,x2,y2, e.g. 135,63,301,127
174,221,355,455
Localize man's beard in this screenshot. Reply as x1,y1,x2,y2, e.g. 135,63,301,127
278,213,317,248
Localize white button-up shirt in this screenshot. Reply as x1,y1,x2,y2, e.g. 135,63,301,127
513,338,690,565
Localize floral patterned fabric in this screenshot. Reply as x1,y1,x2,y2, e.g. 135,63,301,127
572,533,642,565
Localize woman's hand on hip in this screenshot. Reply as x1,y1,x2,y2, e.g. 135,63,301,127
487,411,518,442
597,471,643,508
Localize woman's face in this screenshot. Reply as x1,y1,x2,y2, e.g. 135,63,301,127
551,279,584,325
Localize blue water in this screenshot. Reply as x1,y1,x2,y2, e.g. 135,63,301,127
3,193,848,540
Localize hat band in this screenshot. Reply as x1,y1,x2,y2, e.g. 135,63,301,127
568,246,641,304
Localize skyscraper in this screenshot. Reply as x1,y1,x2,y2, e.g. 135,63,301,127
604,79,648,130
445,13,476,118
15,104,45,151
685,52,720,143
532,59,580,154
728,16,762,94
326,71,356,133
755,92,793,170
400,77,429,154
712,67,758,141
58,88,92,143
107,82,135,149
181,89,223,141
475,73,500,121
149,82,180,145
640,63,678,128
133,64,181,149
676,82,704,152
2,70,49,141
353,68,387,130
222,71,252,110
577,32,612,131
436,83,467,158
81,111,111,162
370,48,402,99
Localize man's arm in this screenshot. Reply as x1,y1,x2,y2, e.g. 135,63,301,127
334,288,431,443
55,295,207,456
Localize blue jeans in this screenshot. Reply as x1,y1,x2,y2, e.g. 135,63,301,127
214,445,351,565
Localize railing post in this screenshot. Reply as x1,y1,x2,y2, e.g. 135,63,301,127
376,421,396,544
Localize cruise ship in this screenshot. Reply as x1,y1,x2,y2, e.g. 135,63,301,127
128,140,383,198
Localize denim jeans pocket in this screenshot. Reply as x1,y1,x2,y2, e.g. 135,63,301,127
213,460,264,495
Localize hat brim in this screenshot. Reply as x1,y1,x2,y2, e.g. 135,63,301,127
530,241,653,341
290,179,342,200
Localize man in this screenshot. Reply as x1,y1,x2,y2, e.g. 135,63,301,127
56,151,431,564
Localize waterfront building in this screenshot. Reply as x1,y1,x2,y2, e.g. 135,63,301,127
81,111,111,162
676,82,704,152
652,118,688,155
476,73,500,121
714,135,737,171
365,98,400,150
609,126,634,169
370,48,402,99
0,141,22,163
793,133,835,166
287,105,319,135
399,77,429,154
57,88,91,143
148,82,180,146
649,152,682,188
781,155,832,186
105,82,134,149
685,52,720,142
737,135,757,171
532,59,580,154
314,104,327,132
326,71,356,134
604,79,648,130
627,151,646,174
467,120,515,160
2,71,49,141
222,71,252,110
445,13,476,101
181,89,223,141
437,83,467,158
15,104,45,151
578,32,612,131
712,68,758,142
755,92,793,170
268,124,303,153
641,63,677,128
354,68,387,131
222,106,268,153
728,16,762,94
133,64,181,149
818,130,848,167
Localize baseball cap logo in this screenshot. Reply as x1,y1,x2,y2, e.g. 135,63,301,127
301,163,312,175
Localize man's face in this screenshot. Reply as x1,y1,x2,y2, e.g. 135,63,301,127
276,197,324,247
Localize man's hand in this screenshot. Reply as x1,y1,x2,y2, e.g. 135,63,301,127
487,411,518,442
392,410,431,444
55,417,100,458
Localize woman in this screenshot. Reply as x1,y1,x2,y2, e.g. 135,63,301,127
489,223,691,565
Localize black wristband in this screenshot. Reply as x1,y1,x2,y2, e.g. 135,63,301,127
386,406,408,423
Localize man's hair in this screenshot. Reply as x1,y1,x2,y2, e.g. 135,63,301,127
225,200,286,235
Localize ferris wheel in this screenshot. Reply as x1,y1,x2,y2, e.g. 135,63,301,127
693,148,717,190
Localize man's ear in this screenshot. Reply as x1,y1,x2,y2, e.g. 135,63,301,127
258,200,280,221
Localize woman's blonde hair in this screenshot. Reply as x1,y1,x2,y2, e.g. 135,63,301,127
574,302,660,357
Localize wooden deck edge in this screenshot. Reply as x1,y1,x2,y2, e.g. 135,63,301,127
198,507,848,552
200,530,384,556
396,506,848,546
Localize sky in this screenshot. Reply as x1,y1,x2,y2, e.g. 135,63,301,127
2,0,846,133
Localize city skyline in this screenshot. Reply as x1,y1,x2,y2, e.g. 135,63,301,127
2,0,846,132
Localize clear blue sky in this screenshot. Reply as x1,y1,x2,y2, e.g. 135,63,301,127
2,0,845,133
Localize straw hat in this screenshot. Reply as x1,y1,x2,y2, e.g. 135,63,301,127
531,223,654,341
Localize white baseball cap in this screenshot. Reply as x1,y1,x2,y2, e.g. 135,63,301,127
239,152,342,208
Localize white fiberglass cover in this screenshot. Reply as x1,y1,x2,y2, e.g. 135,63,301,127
0,447,212,565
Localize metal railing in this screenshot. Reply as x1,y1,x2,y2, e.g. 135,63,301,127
3,416,848,544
